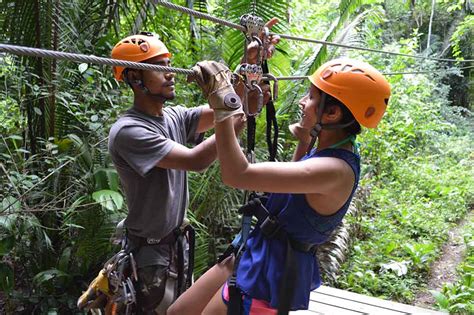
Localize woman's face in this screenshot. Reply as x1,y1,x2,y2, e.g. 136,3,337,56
298,84,321,129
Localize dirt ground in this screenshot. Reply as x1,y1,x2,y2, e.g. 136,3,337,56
414,211,472,309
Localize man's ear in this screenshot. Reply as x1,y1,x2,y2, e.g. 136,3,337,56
125,69,141,85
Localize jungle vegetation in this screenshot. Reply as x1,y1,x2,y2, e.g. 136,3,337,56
0,0,472,313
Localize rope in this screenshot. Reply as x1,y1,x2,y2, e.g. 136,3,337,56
155,0,473,63
0,43,194,75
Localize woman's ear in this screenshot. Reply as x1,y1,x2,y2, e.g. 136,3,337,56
323,104,343,123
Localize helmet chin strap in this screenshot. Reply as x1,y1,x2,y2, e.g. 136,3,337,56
306,92,327,155
306,92,355,155
124,69,170,100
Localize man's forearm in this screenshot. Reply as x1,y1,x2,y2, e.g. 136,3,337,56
192,135,217,171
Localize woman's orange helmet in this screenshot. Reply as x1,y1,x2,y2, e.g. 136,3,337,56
111,32,171,81
308,58,391,128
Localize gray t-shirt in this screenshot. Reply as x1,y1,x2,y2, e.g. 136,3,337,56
108,106,202,240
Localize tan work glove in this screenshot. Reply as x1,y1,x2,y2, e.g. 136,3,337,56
190,61,244,122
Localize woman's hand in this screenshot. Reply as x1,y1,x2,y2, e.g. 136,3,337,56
245,18,281,64
289,123,312,145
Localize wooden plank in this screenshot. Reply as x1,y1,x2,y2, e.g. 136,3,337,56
310,290,403,314
313,286,447,315
291,299,363,315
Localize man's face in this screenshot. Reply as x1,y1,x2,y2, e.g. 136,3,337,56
141,55,176,100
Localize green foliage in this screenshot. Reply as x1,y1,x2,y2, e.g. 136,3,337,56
336,46,474,302
0,0,473,313
450,15,474,61
430,219,474,314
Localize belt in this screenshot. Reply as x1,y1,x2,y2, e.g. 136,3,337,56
127,228,179,247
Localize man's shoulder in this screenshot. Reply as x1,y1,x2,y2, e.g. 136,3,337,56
164,105,187,116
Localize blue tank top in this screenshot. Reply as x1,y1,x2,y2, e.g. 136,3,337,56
235,148,360,310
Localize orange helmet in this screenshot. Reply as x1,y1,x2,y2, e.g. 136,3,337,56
308,58,390,128
111,32,171,81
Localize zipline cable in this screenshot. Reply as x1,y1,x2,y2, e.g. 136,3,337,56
0,43,194,75
154,0,473,63
1,43,470,81
272,33,473,63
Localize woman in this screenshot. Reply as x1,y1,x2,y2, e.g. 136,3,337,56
168,58,391,315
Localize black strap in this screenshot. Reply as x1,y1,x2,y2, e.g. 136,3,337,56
247,115,256,154
262,61,278,161
277,237,298,315
176,229,185,296
176,225,195,295
227,273,244,315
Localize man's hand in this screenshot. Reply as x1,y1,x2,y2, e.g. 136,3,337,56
189,61,244,122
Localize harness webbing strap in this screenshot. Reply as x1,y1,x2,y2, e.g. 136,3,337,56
225,195,318,315
277,238,298,315
262,61,279,161
177,232,185,296
246,115,256,155
227,196,263,315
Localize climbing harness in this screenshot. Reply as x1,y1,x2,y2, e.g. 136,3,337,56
77,219,195,314
219,193,319,315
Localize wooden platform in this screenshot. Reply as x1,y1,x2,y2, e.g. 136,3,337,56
291,286,446,314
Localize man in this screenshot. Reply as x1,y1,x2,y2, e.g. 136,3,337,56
108,31,244,314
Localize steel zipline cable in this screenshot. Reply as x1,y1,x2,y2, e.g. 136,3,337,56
1,2,473,80
0,43,469,82
154,0,473,64
0,43,195,76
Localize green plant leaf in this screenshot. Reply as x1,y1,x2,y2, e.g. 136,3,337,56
0,213,18,231
92,190,123,211
0,236,14,256
0,262,14,292
33,269,70,286
430,290,449,309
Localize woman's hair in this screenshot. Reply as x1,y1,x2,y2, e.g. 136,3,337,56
324,93,361,135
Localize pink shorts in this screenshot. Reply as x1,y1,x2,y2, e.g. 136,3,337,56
221,282,277,315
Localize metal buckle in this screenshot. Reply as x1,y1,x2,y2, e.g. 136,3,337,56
260,216,281,238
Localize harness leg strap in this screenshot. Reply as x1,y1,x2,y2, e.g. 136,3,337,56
154,271,178,315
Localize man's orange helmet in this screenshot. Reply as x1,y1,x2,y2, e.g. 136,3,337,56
308,58,391,128
111,32,171,81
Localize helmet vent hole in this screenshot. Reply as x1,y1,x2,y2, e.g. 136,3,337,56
351,69,364,73
341,64,352,72
365,106,376,118
322,69,333,79
384,98,389,105
131,38,136,44
365,74,375,82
